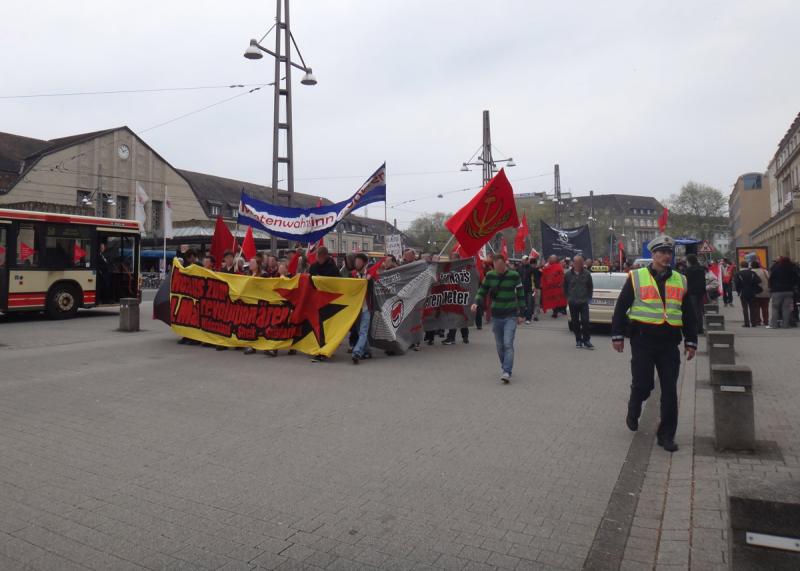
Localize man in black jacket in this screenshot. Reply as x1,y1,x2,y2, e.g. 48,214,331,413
308,247,340,277
733,261,761,327
612,235,698,453
518,255,535,324
685,254,707,334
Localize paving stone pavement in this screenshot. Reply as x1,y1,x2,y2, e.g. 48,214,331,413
618,303,800,571
1,308,640,570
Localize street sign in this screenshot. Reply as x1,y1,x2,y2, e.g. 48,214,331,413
386,234,403,258
699,239,715,254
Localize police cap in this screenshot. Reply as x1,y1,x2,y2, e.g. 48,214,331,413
649,234,675,253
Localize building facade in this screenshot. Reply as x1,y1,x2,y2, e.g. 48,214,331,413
750,112,800,261
0,126,397,256
728,172,771,250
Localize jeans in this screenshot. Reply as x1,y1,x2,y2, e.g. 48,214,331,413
491,316,518,374
722,282,733,305
769,291,795,328
569,302,590,342
352,306,371,357
740,296,756,326
446,328,469,342
523,290,533,321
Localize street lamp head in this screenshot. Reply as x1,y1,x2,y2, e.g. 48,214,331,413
244,39,263,60
571,198,578,203
436,194,443,199
506,158,516,167
460,163,470,172
300,68,317,86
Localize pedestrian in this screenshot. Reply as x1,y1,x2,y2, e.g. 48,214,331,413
767,256,800,328
733,261,761,327
542,255,567,318
720,258,735,307
262,254,280,278
246,258,264,277
443,251,470,345
350,253,374,364
564,255,594,349
401,249,417,264
308,247,340,277
685,254,706,334
611,234,697,453
201,254,215,270
219,250,236,273
749,260,770,326
340,253,356,277
471,254,525,384
518,255,535,324
531,257,542,320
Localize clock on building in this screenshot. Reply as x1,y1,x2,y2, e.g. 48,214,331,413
117,144,130,160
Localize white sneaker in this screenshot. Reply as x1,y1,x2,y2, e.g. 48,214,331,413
765,325,774,329
500,371,511,383
525,320,531,325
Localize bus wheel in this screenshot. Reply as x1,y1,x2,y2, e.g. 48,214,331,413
46,284,81,319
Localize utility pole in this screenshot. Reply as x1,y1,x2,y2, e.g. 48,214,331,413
481,110,493,186
554,164,562,228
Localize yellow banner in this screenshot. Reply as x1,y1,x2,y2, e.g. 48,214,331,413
168,260,366,357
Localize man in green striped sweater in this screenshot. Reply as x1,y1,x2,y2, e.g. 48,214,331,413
471,254,526,383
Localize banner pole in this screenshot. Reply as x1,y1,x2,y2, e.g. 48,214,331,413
162,185,167,279
437,234,455,257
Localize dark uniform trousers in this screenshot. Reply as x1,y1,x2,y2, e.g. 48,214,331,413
628,335,681,440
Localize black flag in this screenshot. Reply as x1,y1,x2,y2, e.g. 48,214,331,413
540,221,593,259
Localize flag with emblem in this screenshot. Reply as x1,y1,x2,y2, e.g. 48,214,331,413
445,169,519,257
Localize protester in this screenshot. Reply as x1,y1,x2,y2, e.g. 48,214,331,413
563,255,594,349
767,256,800,328
705,265,721,303
531,257,542,320
382,255,398,270
443,251,470,345
246,258,264,277
720,258,735,307
350,253,374,364
749,260,770,326
541,255,567,318
220,250,236,273
685,254,706,334
183,249,199,267
201,254,215,270
277,260,292,278
518,255,535,324
734,261,761,328
340,253,356,277
263,254,280,278
611,234,697,453
471,254,525,384
308,247,340,277
401,249,417,264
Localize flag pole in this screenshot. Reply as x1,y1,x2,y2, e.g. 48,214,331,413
162,185,167,279
437,234,455,257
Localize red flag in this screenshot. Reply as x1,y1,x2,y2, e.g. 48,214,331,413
287,250,301,274
529,247,540,259
514,214,529,253
367,256,388,279
73,242,87,263
618,241,625,268
540,263,567,311
241,226,256,260
657,208,669,232
19,242,35,261
500,236,509,259
210,216,236,270
445,169,519,257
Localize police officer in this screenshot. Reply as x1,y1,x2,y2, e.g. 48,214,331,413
611,234,698,452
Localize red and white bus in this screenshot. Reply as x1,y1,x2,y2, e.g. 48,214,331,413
0,208,141,319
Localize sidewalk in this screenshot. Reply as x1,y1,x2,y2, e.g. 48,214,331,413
618,303,800,570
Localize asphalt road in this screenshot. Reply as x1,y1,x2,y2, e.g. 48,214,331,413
0,307,637,570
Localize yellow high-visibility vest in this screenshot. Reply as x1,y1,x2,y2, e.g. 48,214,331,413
628,267,686,326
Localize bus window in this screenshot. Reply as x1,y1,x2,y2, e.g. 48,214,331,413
0,227,6,268
103,235,138,301
16,224,39,267
42,224,92,269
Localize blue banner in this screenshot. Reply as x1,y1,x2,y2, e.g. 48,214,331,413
238,163,386,243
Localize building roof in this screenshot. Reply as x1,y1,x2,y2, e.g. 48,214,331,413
571,193,664,213
776,111,800,155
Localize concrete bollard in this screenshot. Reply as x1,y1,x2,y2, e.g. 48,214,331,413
705,313,726,332
710,364,755,452
707,331,735,366
119,298,140,332
728,474,800,569
704,303,720,315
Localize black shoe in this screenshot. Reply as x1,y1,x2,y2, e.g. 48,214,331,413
576,341,583,349
476,325,482,330
215,346,228,351
626,412,639,432
442,339,455,345
311,355,326,363
266,350,278,357
426,339,434,346
288,349,297,355
658,438,679,452
352,354,360,364
178,337,190,345
742,324,750,328
533,317,539,321
583,341,595,350
244,347,256,355
462,338,469,344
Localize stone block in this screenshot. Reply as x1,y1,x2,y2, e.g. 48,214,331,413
707,331,735,366
704,303,720,314
705,314,725,332
119,298,140,332
710,365,755,452
728,474,800,570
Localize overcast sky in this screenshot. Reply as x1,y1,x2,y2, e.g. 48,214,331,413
2,0,798,227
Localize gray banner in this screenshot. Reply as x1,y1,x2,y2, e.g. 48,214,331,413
422,258,479,331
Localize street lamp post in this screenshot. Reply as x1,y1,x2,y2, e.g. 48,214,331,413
244,0,317,254
460,110,515,187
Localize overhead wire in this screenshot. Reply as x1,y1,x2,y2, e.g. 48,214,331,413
0,83,270,100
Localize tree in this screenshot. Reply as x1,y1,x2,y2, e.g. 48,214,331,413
405,212,453,252
666,181,727,238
